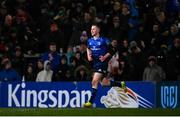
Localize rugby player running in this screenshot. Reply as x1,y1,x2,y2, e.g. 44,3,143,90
84,24,126,108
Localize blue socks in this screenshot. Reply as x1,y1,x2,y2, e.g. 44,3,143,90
110,80,122,87
89,88,97,103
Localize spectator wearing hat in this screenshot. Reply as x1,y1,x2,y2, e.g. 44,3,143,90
143,56,166,82
0,58,21,82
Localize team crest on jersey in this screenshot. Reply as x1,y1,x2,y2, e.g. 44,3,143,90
97,42,101,45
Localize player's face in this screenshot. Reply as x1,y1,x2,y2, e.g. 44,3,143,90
91,25,100,37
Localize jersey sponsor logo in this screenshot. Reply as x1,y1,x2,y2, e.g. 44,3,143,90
91,46,101,51
97,42,101,45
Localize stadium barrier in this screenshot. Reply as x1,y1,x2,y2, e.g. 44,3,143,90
0,81,155,108
0,81,179,108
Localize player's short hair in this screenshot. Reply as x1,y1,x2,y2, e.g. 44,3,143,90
91,23,101,29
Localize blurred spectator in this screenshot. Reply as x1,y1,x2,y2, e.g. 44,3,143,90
111,1,121,17
80,31,88,44
128,41,146,81
41,42,61,73
63,70,75,81
74,65,90,81
0,5,8,23
135,24,151,51
80,11,93,35
0,38,6,53
108,50,119,78
13,7,37,53
23,63,36,81
156,44,168,73
167,37,180,81
36,60,53,82
75,51,86,66
149,24,162,54
119,3,131,40
65,46,75,65
168,24,179,48
143,56,166,82
119,39,129,57
55,55,69,81
41,21,65,52
128,16,140,42
0,58,21,82
108,16,122,41
79,43,88,65
11,46,24,77
69,56,78,77
108,39,119,76
35,59,44,76
156,11,170,46
118,57,132,81
69,30,88,47
126,0,139,17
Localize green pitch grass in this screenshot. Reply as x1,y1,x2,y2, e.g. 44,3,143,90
0,108,180,116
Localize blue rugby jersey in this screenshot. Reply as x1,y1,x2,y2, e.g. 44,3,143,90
87,37,110,59
87,37,110,73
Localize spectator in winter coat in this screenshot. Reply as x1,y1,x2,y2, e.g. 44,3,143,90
143,56,166,82
36,60,53,82
0,58,21,82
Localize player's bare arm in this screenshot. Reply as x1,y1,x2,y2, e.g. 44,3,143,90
87,48,93,61
99,53,111,62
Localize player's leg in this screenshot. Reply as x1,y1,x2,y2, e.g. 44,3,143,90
84,72,103,107
101,62,126,89
101,76,126,90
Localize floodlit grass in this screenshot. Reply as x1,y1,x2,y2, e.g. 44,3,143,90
0,108,180,116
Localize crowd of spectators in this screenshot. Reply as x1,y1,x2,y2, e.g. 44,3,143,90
0,0,179,82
